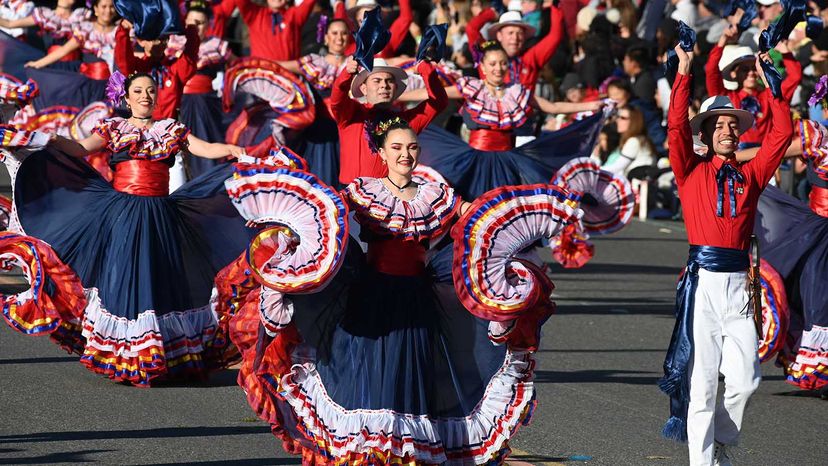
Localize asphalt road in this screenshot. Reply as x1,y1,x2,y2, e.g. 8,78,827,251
1,219,825,465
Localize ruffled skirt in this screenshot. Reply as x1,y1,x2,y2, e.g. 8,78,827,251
233,262,537,465
8,150,253,386
755,186,828,390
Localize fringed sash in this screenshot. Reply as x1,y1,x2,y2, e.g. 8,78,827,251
659,245,748,442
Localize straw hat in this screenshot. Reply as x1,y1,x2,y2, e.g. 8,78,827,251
349,58,408,100
348,0,379,16
689,95,754,135
486,11,537,40
719,45,756,82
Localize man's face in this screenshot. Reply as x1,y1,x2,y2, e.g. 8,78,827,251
733,61,758,90
701,115,740,157
496,25,526,57
360,71,397,105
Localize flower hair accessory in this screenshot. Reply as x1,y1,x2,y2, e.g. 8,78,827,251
808,75,828,108
316,15,328,44
373,116,405,137
105,70,126,106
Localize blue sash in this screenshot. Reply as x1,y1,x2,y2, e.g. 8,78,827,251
659,245,748,442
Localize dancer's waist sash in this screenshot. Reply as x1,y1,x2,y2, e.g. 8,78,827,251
113,160,169,196
468,129,515,151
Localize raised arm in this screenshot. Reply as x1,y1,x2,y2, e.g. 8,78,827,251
747,53,794,185
521,6,564,71
187,134,245,159
404,61,449,132
377,0,413,58
667,45,698,185
114,22,144,74
705,26,735,98
289,0,317,23
24,38,80,69
330,56,361,124
465,7,497,47
170,24,200,83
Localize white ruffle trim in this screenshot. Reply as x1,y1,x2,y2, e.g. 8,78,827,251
280,350,536,465
259,286,293,337
81,287,221,360
347,178,458,242
792,325,828,365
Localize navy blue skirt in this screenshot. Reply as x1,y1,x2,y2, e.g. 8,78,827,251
179,92,228,179
290,116,341,189
755,185,828,389
13,150,253,384
419,113,605,201
247,254,537,464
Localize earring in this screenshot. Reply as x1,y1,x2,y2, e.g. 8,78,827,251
382,160,387,165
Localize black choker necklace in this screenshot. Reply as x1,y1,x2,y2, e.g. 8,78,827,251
386,176,412,191
131,116,153,122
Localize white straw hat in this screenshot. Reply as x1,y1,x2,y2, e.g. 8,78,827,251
486,11,537,40
689,95,754,135
349,58,408,101
719,45,756,82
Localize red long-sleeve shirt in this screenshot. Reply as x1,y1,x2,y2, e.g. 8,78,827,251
337,0,413,58
114,25,199,120
331,61,448,185
216,0,315,61
705,44,801,145
466,6,564,87
668,73,793,250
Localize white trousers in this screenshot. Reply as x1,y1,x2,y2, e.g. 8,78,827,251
687,269,761,466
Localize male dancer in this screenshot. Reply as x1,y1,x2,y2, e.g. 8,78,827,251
331,57,447,185
660,43,793,466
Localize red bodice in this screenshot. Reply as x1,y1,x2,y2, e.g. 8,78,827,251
366,238,426,276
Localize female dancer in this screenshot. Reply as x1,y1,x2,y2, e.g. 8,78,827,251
224,117,581,464
0,72,252,386
274,17,350,187
0,0,89,62
755,118,828,393
24,0,117,79
401,41,604,200
168,1,234,179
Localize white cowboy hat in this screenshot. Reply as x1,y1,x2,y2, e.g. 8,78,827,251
486,11,537,40
347,0,379,16
719,45,756,82
756,0,779,5
350,58,408,100
689,95,754,135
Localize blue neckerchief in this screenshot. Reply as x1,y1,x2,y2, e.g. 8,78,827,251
716,163,745,217
659,245,749,442
271,12,283,34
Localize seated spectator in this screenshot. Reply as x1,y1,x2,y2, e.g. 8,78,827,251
602,106,656,178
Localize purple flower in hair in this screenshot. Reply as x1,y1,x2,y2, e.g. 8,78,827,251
106,71,126,107
317,15,328,44
809,75,828,107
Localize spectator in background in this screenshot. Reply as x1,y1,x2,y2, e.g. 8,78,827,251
624,46,656,104
602,106,656,177
607,78,667,153
757,0,783,29
521,0,542,36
